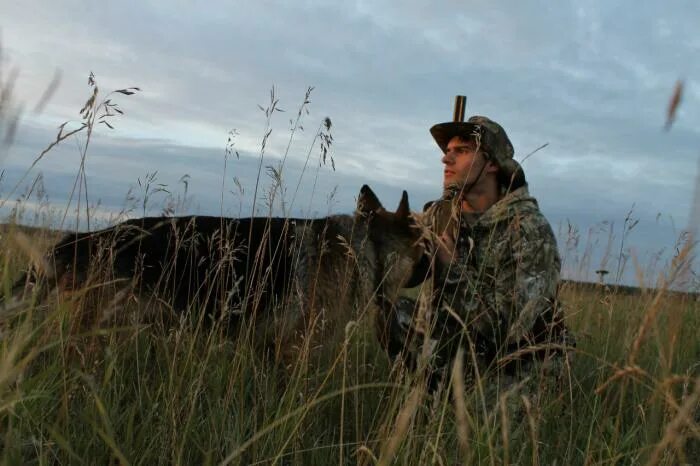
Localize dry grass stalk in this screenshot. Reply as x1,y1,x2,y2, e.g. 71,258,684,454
497,343,571,367
657,380,700,440
98,285,133,325
521,395,539,466
595,365,648,395
357,445,379,465
427,441,447,466
628,241,692,371
664,79,684,131
499,394,510,466
8,230,51,279
450,347,470,462
0,320,33,391
646,376,700,466
628,289,666,367
378,385,423,466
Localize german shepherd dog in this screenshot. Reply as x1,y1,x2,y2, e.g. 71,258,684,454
7,185,424,363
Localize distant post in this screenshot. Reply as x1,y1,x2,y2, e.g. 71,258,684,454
595,269,609,285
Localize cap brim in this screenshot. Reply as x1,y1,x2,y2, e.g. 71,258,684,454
429,122,482,153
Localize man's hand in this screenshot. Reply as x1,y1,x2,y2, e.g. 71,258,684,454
436,232,456,266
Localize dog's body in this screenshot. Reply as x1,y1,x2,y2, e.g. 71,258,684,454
9,186,423,361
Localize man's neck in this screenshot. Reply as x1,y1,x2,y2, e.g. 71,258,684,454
459,182,501,213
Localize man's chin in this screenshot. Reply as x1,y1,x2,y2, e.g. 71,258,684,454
442,182,463,197
443,179,461,189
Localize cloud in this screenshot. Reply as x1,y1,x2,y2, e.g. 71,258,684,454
2,121,431,220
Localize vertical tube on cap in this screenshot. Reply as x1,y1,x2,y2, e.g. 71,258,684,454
453,95,466,122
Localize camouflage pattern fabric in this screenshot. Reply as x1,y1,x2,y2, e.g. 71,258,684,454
383,185,574,395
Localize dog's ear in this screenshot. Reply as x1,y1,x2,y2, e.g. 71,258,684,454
396,190,410,220
358,185,384,213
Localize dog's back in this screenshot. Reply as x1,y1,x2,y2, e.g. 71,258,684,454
37,216,304,322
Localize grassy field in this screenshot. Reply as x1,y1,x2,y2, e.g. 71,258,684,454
0,222,698,465
1,71,698,465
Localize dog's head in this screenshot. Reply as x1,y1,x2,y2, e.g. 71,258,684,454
356,185,429,300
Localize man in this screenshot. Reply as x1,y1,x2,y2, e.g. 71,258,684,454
379,102,574,398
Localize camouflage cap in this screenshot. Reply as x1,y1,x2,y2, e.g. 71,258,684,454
430,115,522,179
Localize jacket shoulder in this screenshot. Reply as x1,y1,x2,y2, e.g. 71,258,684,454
515,204,556,239
423,199,438,212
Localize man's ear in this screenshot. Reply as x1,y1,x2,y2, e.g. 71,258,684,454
485,160,499,174
358,185,384,213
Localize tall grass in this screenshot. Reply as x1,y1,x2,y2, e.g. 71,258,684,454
2,251,697,464
0,69,698,465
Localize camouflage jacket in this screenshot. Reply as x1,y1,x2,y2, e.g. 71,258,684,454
420,185,569,374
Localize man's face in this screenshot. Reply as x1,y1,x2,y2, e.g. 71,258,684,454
441,136,498,189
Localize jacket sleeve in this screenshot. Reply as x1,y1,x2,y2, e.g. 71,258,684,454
504,215,561,346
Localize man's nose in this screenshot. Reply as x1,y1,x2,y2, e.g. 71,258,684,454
441,152,453,164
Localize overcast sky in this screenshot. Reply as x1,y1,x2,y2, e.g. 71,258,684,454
1,1,699,287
